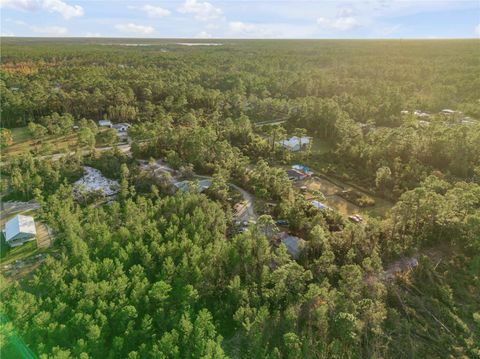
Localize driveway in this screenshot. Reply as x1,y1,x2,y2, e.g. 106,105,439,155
140,159,257,222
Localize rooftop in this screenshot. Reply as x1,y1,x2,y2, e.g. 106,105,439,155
3,215,36,242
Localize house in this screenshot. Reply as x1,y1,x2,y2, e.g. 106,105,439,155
2,215,36,247
277,136,311,152
174,179,212,193
441,109,456,115
461,119,477,126
112,123,131,132
311,200,332,211
413,110,430,118
278,232,305,259
287,169,307,181
292,164,313,176
98,120,112,127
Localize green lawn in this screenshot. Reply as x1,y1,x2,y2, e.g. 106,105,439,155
0,238,38,265
3,126,79,158
10,127,31,143
309,139,333,155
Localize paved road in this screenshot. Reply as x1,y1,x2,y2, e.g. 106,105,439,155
254,119,287,127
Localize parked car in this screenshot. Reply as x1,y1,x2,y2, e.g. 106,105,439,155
348,214,363,223
276,219,289,226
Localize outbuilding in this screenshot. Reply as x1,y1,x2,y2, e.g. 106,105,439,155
2,215,37,247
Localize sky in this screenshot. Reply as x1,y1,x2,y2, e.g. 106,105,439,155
1,0,479,39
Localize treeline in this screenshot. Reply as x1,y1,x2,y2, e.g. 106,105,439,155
2,40,479,196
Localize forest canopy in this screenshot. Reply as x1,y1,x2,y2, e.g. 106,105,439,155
0,39,479,359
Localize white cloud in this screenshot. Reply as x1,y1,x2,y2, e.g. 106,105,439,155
195,30,212,38
84,32,102,37
178,0,222,21
30,25,67,35
115,23,155,35
1,31,15,36
129,4,170,17
317,15,361,31
227,21,315,39
205,23,219,30
1,0,84,19
475,24,480,37
229,21,257,34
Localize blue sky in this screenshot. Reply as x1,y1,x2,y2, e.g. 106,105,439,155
1,0,479,38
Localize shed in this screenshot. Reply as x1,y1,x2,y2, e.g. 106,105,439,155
174,179,212,193
3,215,36,247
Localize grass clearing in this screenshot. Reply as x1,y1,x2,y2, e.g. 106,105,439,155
2,126,78,158
299,175,393,218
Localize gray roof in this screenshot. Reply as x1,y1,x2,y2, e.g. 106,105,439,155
3,215,36,242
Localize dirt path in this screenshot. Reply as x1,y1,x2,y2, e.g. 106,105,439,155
0,201,40,219
45,143,131,161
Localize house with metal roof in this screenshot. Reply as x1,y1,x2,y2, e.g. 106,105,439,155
2,215,37,247
174,179,212,193
98,120,112,127
277,136,311,152
112,123,131,132
311,200,332,211
287,169,307,181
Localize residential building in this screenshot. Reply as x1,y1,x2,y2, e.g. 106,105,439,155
287,169,307,181
277,136,311,152
311,200,332,211
112,123,131,132
3,215,37,247
98,120,112,127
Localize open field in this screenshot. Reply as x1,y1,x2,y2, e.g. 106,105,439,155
299,175,393,218
2,126,79,158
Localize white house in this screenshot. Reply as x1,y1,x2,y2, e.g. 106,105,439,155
3,215,37,247
441,109,456,115
98,120,112,127
413,110,430,118
277,136,311,152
